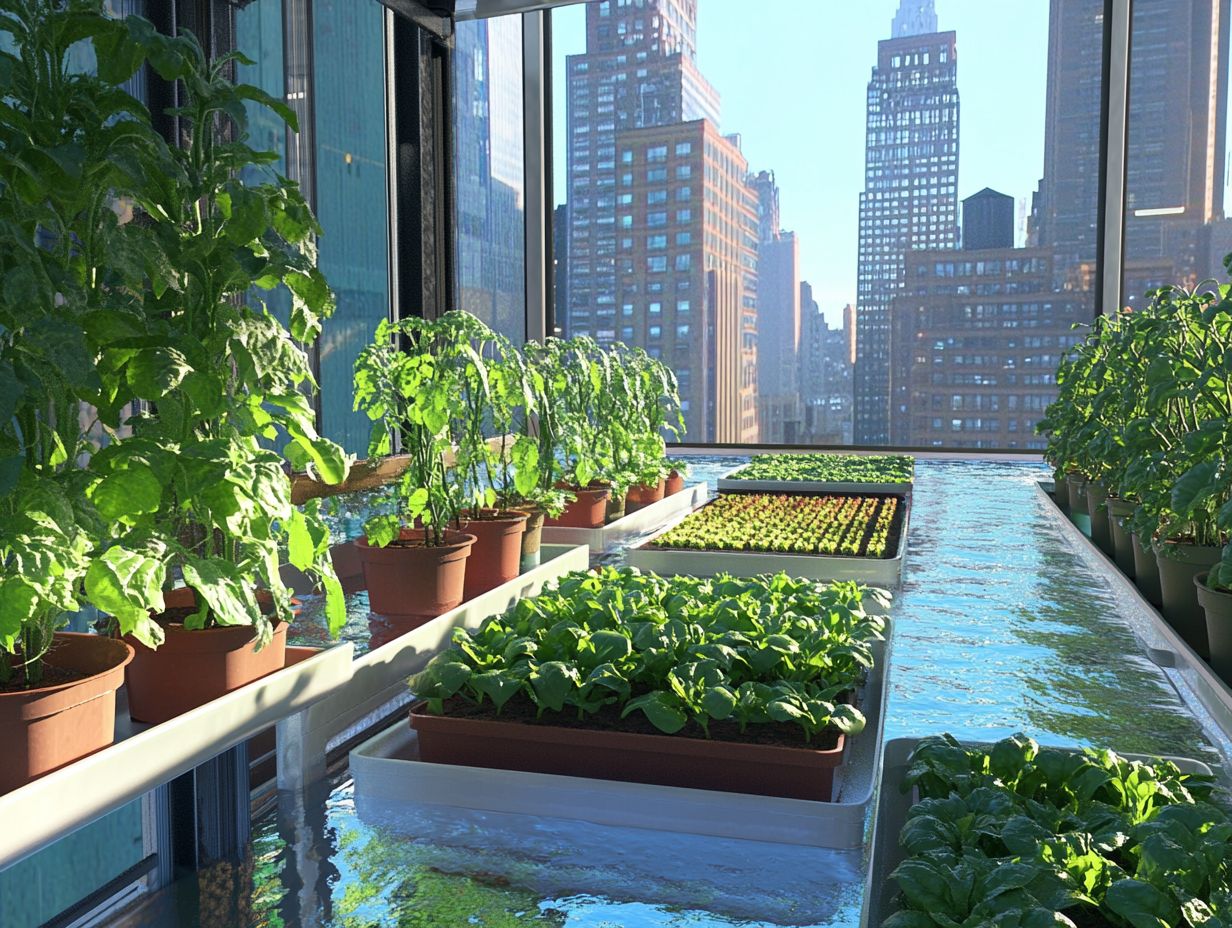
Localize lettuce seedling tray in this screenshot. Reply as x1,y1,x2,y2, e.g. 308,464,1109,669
542,482,708,553
717,468,913,496
350,619,894,850
626,493,909,589
861,738,1214,928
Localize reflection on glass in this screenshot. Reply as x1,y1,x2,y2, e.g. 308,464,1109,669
551,1,1100,449
313,0,391,454
453,16,528,343
1123,0,1230,308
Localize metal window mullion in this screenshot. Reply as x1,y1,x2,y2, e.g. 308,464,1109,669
1100,0,1132,316
523,10,549,343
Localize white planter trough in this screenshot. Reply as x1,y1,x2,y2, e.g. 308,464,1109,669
861,737,1215,928
542,482,709,553
0,641,355,868
278,543,592,787
626,494,909,589
349,619,894,850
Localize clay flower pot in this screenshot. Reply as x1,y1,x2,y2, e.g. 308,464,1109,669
626,478,667,513
1084,480,1112,555
0,633,133,794
665,470,686,496
545,486,611,529
356,529,476,620
1131,530,1163,607
606,490,627,523
1197,573,1232,682
124,587,290,724
458,509,529,600
1105,496,1136,578
519,507,547,571
1065,472,1088,514
1154,540,1222,660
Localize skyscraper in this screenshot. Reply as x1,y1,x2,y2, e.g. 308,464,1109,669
752,171,802,443
1036,0,1229,286
563,0,760,442
853,0,959,445
963,188,1015,250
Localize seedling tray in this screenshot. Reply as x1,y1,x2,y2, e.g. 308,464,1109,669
542,482,708,553
861,737,1214,928
626,492,909,589
350,619,893,849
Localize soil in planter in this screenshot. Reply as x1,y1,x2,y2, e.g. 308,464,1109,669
0,664,89,693
434,696,844,752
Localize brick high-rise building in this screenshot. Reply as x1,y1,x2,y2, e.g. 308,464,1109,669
854,0,960,445
565,0,763,441
614,120,760,443
889,248,1089,448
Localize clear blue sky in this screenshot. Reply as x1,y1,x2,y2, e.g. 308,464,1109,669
551,0,1051,324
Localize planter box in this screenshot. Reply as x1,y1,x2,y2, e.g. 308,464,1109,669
542,482,708,553
626,492,909,590
718,473,913,496
861,737,1214,928
0,644,353,868
410,703,846,801
350,618,893,848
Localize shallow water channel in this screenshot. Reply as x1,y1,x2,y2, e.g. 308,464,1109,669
119,459,1228,928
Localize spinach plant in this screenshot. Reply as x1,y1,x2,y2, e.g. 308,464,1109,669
411,568,884,743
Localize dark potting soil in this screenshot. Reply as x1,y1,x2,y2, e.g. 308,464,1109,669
432,695,845,752
0,663,89,693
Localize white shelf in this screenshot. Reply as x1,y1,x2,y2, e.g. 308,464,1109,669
542,484,709,553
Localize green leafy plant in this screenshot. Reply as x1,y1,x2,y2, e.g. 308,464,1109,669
651,493,902,558
886,734,1227,928
730,454,915,485
411,567,884,744
0,0,348,684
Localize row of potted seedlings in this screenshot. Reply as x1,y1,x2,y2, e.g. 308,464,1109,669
1,9,352,792
722,453,915,491
407,567,885,801
349,313,689,622
1037,276,1232,681
875,734,1228,927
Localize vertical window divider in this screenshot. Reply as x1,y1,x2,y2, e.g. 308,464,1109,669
524,9,550,343
1100,0,1132,316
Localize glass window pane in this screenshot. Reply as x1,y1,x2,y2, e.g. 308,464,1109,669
1123,0,1228,309
552,1,1100,448
453,16,528,343
313,1,391,454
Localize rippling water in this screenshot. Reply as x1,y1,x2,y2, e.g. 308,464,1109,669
120,458,1226,928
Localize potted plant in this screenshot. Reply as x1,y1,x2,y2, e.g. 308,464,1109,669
622,346,685,513
664,460,689,497
62,18,352,723
409,568,881,801
353,316,476,621
527,339,609,529
438,311,529,600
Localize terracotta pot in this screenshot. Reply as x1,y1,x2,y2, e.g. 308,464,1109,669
1065,472,1088,514
1131,531,1163,607
458,509,529,600
665,470,686,496
330,541,365,594
0,634,133,794
1197,573,1232,682
125,588,289,724
626,478,667,513
1105,497,1136,579
410,702,847,802
1052,475,1071,515
545,487,611,529
520,507,547,572
1155,540,1222,660
605,491,627,524
1084,480,1113,555
356,529,476,620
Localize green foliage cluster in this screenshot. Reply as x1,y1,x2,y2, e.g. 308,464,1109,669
651,493,901,558
354,317,686,548
730,454,915,485
888,734,1228,928
0,0,348,686
411,567,884,743
1038,279,1232,586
